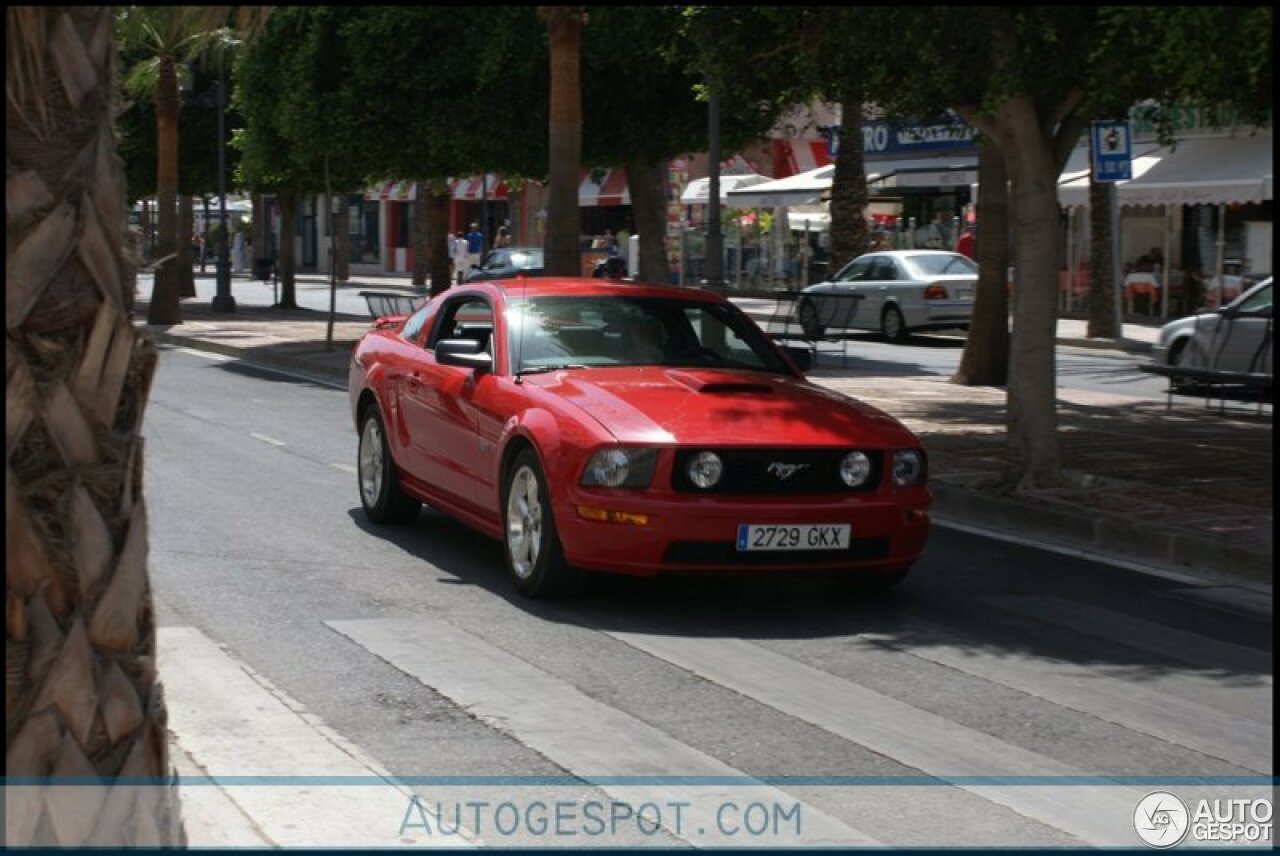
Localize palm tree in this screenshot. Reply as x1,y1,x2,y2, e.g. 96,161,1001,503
538,7,587,276
117,7,238,325
7,7,184,845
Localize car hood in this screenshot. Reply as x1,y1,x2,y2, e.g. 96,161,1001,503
527,367,918,447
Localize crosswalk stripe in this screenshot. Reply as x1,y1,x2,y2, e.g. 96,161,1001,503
852,628,1271,773
327,617,880,847
158,626,472,848
980,596,1273,675
608,630,1143,846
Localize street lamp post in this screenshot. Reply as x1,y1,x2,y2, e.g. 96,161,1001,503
211,75,236,312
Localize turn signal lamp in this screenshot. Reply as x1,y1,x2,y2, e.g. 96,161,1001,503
576,505,650,526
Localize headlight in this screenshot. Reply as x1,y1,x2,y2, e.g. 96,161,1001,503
892,450,926,486
580,447,657,488
839,451,872,487
686,451,723,489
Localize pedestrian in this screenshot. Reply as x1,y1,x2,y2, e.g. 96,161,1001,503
232,230,246,273
453,232,471,284
494,225,511,249
954,224,977,261
465,221,484,269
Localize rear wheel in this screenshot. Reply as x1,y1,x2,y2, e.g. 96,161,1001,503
358,406,421,524
881,304,909,343
502,448,583,598
797,297,825,338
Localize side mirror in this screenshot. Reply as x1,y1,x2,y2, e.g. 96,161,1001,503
435,338,492,373
782,345,812,373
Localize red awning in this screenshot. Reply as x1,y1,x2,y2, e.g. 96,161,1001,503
363,180,417,201
449,174,508,201
578,168,630,206
771,140,833,178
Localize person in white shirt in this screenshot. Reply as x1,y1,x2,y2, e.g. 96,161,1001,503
452,232,471,284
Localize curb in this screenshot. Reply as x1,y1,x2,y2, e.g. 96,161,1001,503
930,482,1272,584
150,330,351,386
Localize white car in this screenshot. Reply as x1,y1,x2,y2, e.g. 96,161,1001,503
1153,277,1273,376
797,250,977,343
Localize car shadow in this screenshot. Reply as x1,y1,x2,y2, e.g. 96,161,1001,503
344,506,1272,688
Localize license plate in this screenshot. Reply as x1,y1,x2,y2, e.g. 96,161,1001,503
736,524,850,552
954,288,974,299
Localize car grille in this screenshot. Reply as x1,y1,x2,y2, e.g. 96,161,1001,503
671,448,882,495
662,538,891,566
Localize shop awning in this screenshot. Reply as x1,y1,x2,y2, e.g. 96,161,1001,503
864,155,978,190
725,164,835,209
1057,134,1272,208
773,139,833,176
579,168,630,206
680,173,771,205
450,174,508,201
363,180,417,201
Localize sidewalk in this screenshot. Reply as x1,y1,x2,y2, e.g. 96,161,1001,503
138,280,1273,588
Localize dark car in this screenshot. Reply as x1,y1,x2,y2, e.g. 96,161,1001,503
464,246,544,283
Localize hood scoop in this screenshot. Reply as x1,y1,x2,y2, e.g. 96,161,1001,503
664,370,773,395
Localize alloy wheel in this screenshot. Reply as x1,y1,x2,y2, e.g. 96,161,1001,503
359,416,384,508
506,465,543,581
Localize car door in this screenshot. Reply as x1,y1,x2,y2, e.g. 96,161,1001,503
1210,283,1272,373
403,295,495,506
823,256,875,329
855,255,898,326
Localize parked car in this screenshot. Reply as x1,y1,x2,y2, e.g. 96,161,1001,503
349,278,931,598
463,246,544,282
797,250,977,343
1153,277,1273,376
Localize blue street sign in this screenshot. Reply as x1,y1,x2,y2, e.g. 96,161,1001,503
1090,120,1132,182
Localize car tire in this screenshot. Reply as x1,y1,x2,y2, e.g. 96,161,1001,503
358,406,422,524
797,297,825,338
881,304,909,343
502,448,584,598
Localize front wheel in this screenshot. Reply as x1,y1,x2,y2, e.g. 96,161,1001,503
502,449,583,598
358,406,421,524
881,304,909,343
797,297,825,338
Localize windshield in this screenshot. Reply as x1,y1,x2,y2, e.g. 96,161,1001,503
902,253,977,277
505,296,794,374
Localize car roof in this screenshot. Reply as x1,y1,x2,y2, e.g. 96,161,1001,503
460,276,723,304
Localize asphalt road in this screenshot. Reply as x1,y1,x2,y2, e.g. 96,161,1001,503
145,345,1272,849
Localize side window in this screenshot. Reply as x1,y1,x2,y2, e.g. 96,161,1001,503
400,305,433,343
872,259,898,280
428,297,495,352
1235,284,1272,315
837,259,872,282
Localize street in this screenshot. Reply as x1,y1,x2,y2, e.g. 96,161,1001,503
146,345,1272,848
182,271,1174,400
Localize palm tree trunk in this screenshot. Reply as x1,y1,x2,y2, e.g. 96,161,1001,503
540,7,586,277
147,55,182,324
827,93,869,272
951,137,1011,386
6,6,184,846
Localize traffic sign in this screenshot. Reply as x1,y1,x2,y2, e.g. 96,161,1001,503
1090,120,1132,182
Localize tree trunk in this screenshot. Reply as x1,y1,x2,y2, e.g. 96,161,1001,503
147,55,182,324
6,6,185,846
428,182,452,296
277,192,299,308
178,195,195,298
541,7,586,277
336,196,351,282
251,194,267,259
200,197,210,273
625,158,669,285
995,96,1063,490
411,190,430,289
1086,164,1118,337
951,137,1011,386
828,96,869,273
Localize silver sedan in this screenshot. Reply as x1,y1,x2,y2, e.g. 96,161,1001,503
1153,277,1273,375
797,250,977,343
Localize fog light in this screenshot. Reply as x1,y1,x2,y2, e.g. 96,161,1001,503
687,451,723,489
840,451,872,487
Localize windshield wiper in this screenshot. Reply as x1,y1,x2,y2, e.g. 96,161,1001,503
517,363,590,376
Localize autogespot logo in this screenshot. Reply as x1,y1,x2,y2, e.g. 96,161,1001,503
1134,791,1191,848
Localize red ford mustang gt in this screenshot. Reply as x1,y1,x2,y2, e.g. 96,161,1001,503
349,277,930,598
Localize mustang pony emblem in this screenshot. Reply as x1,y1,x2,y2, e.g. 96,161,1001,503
767,462,809,480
